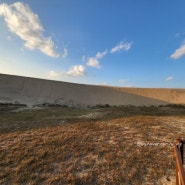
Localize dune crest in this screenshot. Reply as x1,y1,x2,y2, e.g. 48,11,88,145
0,73,185,107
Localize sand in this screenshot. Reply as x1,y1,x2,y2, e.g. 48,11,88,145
0,73,185,107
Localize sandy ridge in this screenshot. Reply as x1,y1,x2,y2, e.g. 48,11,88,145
0,73,185,107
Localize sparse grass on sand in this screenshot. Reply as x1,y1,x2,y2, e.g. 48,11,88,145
0,104,185,184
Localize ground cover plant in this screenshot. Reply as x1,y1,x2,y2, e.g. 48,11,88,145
0,104,185,184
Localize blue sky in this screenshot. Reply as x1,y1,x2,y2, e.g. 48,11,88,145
0,0,185,88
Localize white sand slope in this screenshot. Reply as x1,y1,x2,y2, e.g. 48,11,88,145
0,73,185,107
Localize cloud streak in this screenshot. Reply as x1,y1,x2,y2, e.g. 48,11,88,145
165,76,174,81
110,41,132,53
96,50,107,59
0,2,59,58
86,41,132,69
62,48,68,58
171,44,185,59
87,50,107,68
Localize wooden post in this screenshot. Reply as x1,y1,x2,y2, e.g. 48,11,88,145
176,139,183,164
175,139,185,185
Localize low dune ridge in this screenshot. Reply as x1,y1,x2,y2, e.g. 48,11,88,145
0,73,185,107
118,88,185,105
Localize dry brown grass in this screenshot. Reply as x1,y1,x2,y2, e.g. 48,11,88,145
0,104,185,184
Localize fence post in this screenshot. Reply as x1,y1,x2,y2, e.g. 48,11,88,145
176,139,184,164
175,139,185,185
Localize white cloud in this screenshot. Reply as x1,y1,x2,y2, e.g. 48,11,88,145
110,41,132,53
0,2,59,58
47,70,60,79
96,50,107,59
62,48,68,58
171,44,185,59
47,65,86,80
67,65,86,77
165,76,174,81
87,58,100,68
86,50,107,68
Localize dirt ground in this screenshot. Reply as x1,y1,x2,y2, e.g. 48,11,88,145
0,104,185,184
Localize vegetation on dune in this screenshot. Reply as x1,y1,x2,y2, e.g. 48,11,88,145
0,104,185,184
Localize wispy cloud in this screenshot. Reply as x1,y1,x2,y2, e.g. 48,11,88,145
165,76,174,81
96,50,107,59
62,48,68,58
87,50,107,68
67,65,86,77
171,44,185,59
86,41,132,68
82,55,86,62
0,2,59,58
175,32,185,38
110,41,132,54
47,70,60,79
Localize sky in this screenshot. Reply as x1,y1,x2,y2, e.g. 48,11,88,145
0,0,185,88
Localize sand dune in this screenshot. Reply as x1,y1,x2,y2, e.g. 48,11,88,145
0,73,185,107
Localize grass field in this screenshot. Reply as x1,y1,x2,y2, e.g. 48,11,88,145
0,104,185,184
